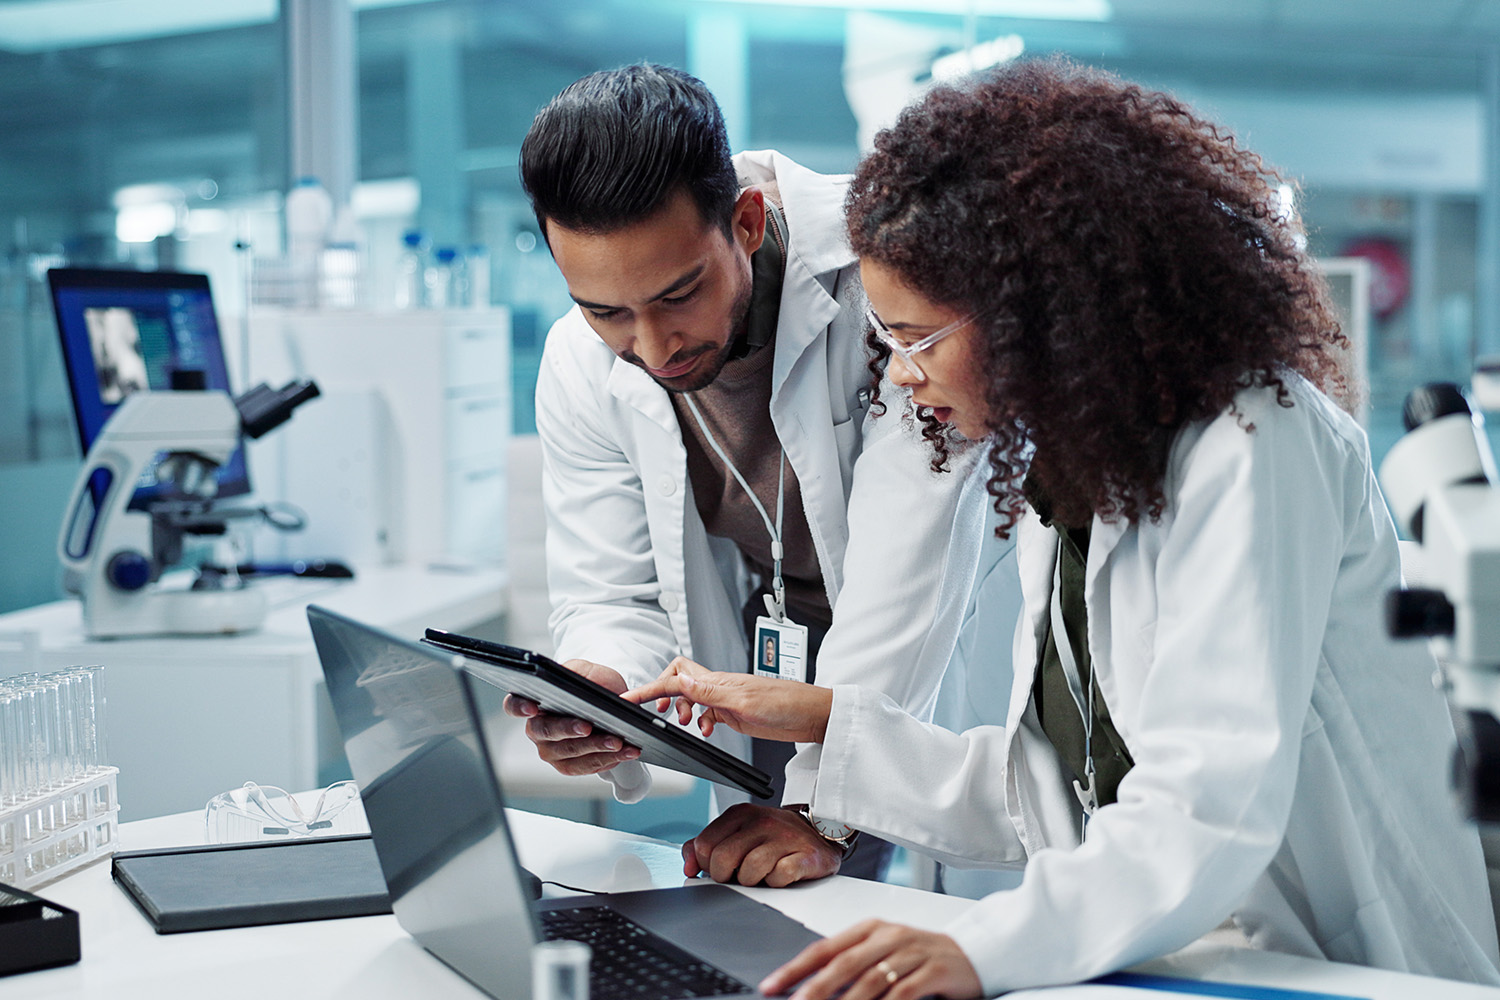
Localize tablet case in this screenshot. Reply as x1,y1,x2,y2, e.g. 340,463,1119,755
111,834,392,934
0,883,80,976
422,628,775,799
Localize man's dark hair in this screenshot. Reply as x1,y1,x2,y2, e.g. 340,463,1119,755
520,64,739,241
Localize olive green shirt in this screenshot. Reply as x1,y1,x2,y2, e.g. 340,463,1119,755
1027,478,1134,809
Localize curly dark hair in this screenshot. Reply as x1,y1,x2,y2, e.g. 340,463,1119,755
847,58,1351,536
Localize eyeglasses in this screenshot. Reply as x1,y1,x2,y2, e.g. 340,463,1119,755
205,780,363,843
865,305,979,381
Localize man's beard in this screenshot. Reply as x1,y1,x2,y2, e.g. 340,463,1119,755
630,281,754,394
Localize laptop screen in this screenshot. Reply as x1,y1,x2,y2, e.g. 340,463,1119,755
308,604,540,996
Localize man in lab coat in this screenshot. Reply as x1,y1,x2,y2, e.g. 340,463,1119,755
507,64,974,884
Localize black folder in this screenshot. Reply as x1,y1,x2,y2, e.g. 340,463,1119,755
111,834,392,934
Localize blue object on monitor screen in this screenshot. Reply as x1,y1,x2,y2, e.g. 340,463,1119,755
48,268,250,510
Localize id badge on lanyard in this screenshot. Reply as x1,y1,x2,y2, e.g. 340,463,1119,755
681,394,812,684
753,614,809,682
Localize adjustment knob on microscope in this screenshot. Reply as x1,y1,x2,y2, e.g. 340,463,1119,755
1385,587,1455,638
105,550,152,591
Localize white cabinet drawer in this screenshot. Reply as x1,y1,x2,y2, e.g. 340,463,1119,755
447,392,510,461
447,452,506,563
445,320,510,391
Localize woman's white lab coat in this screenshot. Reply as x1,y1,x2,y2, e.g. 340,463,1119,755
536,150,967,802
812,375,1500,993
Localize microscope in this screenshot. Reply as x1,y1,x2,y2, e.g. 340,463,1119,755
58,374,320,639
1380,371,1500,822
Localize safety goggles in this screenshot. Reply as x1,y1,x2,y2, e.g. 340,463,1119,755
865,305,980,381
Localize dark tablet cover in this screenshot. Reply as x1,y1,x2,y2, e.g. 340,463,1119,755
421,627,775,799
111,834,392,934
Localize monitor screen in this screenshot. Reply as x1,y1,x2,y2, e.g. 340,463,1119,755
48,267,250,508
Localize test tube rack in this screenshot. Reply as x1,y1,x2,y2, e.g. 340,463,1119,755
0,767,119,890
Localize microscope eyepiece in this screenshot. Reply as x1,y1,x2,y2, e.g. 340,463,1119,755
1402,382,1472,431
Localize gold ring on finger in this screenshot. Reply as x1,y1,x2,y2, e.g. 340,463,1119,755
876,960,899,986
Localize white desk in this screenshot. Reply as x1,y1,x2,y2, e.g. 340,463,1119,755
0,565,507,821
9,805,1500,1000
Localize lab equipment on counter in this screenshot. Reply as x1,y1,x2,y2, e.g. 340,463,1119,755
0,666,118,891
285,177,333,308
394,229,427,309
49,267,253,507
1380,374,1500,821
57,378,320,638
204,780,364,843
426,245,459,308
467,244,491,308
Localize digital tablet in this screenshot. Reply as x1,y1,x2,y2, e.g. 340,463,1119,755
421,629,774,800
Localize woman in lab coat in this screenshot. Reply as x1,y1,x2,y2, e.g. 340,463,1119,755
628,59,1500,998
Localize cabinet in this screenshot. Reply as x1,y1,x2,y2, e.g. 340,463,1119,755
245,308,511,567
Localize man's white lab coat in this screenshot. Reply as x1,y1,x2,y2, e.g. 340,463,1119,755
536,150,969,802
812,375,1500,992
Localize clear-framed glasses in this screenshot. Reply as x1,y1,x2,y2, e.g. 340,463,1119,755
865,305,979,381
205,780,364,843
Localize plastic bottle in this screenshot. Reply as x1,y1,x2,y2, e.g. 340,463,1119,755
320,204,365,309
426,246,458,309
466,244,491,309
448,248,470,309
285,177,332,257
394,230,426,309
285,177,333,308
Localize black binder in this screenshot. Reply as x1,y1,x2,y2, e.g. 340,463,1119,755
111,834,392,934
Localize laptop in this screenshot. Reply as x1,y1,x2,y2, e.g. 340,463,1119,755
307,604,822,999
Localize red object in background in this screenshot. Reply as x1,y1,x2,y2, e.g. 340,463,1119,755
1340,237,1411,321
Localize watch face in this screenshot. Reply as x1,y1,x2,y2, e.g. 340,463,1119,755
814,818,854,842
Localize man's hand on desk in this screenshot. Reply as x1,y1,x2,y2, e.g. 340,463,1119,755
684,803,843,888
502,659,642,775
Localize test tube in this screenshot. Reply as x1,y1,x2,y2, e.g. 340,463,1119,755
0,686,16,806
16,678,44,803
80,666,107,771
532,941,591,1000
42,674,69,789
3,677,31,804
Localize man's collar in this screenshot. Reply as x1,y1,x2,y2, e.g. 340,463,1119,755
727,199,787,361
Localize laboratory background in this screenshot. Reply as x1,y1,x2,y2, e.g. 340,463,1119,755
0,0,1497,849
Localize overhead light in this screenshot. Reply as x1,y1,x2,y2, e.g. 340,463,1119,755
0,0,274,52
0,0,441,53
116,203,179,244
351,178,421,220
695,0,1111,21
932,33,1025,80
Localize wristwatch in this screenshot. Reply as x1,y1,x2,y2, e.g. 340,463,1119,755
789,804,859,855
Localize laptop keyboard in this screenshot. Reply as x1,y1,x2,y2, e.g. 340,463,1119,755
540,905,750,999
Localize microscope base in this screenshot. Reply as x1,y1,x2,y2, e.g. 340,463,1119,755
81,587,269,639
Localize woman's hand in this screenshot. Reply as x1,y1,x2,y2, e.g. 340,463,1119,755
623,657,833,744
761,919,983,1000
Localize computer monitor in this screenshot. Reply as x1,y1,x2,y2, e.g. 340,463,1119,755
48,267,250,509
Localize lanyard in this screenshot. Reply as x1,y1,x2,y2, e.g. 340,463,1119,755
680,394,789,622
1051,550,1097,836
